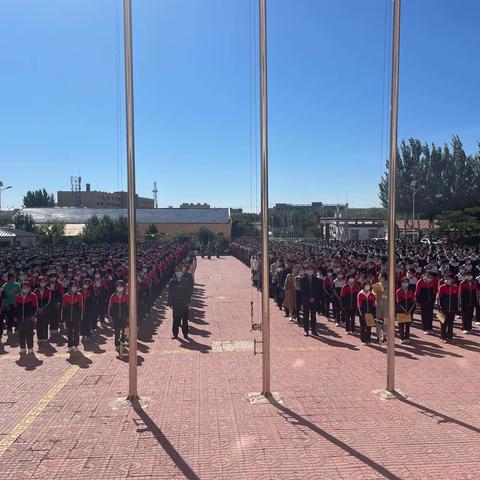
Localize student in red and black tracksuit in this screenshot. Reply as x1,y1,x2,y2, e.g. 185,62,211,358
396,277,415,343
62,281,84,352
80,279,96,340
47,274,63,334
108,280,129,351
438,275,458,342
357,281,376,345
34,277,51,343
341,276,359,334
459,273,477,333
323,271,334,319
93,273,109,327
415,272,437,333
14,281,38,354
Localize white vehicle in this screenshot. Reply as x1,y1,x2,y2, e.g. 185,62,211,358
420,236,445,245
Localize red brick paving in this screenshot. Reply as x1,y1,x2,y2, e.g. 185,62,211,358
0,256,480,479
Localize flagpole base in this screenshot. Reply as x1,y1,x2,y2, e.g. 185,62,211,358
373,388,408,400
247,392,283,405
113,396,150,410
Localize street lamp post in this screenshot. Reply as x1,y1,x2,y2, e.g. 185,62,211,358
410,180,416,242
0,182,13,226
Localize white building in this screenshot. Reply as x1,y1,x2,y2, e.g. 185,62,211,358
0,227,37,248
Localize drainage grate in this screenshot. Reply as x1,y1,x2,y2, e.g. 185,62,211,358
211,340,254,352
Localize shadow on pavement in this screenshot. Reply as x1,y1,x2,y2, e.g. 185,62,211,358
133,404,201,480
395,394,480,434
66,351,93,369
15,352,44,371
269,397,403,480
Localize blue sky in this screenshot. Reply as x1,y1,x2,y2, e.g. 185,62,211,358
1,0,480,211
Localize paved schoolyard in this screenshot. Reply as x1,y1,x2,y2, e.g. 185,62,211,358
0,256,479,479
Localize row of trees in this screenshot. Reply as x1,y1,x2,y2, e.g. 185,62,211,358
23,189,55,207
379,135,480,220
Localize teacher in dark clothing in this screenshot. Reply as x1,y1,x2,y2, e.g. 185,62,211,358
168,265,194,340
300,264,322,337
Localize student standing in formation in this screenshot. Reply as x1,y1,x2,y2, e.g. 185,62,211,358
14,281,38,354
332,271,345,326
108,280,129,353
283,265,298,322
300,265,322,337
396,277,415,344
341,275,359,335
35,276,51,345
168,265,194,340
459,272,477,334
357,280,376,345
438,274,459,343
415,272,437,333
62,280,83,353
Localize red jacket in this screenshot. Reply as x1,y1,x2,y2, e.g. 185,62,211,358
459,280,477,307
14,293,38,320
357,291,376,315
35,288,52,309
396,288,415,313
415,279,437,307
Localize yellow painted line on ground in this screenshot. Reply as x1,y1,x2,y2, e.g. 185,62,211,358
0,364,80,457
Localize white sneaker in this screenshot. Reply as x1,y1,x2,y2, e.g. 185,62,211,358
19,348,26,354
73,346,79,352
289,316,294,321
475,321,480,326
463,330,468,334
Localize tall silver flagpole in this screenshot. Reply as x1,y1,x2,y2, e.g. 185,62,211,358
123,0,139,401
259,0,271,396
386,0,401,393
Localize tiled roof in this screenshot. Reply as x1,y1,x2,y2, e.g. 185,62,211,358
0,227,37,238
22,208,231,225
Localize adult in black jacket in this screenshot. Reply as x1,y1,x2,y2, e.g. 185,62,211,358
168,265,194,340
300,265,322,336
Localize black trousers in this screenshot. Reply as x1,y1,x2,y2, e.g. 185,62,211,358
49,305,61,331
333,298,343,323
359,316,371,343
324,296,333,318
399,322,411,340
66,318,80,348
344,308,356,333
173,307,189,337
461,306,474,331
5,306,15,333
420,305,434,331
303,304,317,334
18,319,34,349
113,317,127,347
295,292,302,319
441,312,455,339
36,312,49,341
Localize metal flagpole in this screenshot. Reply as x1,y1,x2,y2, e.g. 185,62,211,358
259,0,271,397
123,0,139,401
386,0,401,393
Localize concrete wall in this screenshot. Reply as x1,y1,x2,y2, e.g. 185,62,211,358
57,191,154,209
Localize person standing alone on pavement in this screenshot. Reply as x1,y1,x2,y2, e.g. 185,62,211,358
168,265,194,340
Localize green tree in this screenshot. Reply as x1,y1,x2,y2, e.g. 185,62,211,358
14,213,35,232
146,223,158,235
82,215,129,243
36,221,65,246
379,136,480,220
198,226,214,245
23,189,55,207
436,209,480,239
231,213,259,238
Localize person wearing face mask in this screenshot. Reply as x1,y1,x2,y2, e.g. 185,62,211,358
357,281,376,345
275,260,289,313
396,277,415,344
61,281,84,353
415,272,437,333
2,273,20,335
34,277,51,345
459,272,477,334
333,271,345,327
294,266,304,324
168,265,194,340
47,273,63,335
283,265,298,322
108,280,129,353
13,281,38,354
341,275,359,334
437,274,459,343
323,270,334,320
372,271,388,342
80,279,97,341
300,264,322,336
